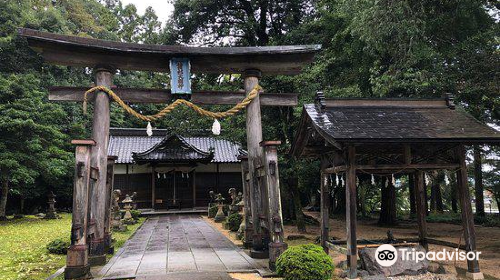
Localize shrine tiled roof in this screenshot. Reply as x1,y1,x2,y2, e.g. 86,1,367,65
108,128,246,164
299,97,500,144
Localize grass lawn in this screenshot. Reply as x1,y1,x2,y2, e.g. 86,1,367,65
0,213,144,280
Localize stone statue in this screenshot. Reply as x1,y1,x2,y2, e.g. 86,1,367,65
214,193,226,222
209,191,216,206
111,189,126,231
228,188,241,215
129,192,138,209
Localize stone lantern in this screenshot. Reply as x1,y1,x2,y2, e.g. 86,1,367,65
45,191,60,219
122,194,134,224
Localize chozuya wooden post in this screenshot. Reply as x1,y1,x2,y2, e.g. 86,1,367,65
238,155,253,248
104,155,117,254
456,145,483,280
260,141,287,270
346,145,357,279
65,140,95,280
320,156,330,254
414,170,428,250
244,69,269,258
88,66,114,265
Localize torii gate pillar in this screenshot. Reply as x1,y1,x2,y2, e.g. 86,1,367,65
244,69,269,258
88,67,114,265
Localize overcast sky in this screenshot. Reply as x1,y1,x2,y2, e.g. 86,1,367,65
120,0,174,25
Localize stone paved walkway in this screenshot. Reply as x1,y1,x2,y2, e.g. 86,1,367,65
99,215,262,279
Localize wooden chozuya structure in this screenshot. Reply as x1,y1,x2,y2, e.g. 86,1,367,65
291,92,500,279
18,28,320,278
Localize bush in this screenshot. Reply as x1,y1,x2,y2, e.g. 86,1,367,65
475,215,500,227
227,213,243,232
130,209,141,220
46,238,70,255
208,205,218,218
276,244,334,280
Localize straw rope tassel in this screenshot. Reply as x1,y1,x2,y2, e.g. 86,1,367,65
83,85,263,121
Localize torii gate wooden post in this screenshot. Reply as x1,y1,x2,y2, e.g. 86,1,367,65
244,69,269,258
88,67,114,265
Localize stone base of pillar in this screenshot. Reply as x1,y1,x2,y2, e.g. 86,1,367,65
466,272,484,280
268,241,288,271
88,255,106,266
89,239,106,266
64,265,91,280
65,245,90,279
243,240,253,249
104,233,114,254
250,249,269,259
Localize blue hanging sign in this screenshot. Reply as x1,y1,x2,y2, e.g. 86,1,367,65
170,58,191,94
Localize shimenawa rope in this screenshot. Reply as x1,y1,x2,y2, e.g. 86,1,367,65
82,84,263,122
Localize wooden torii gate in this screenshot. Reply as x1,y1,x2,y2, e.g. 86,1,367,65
19,28,320,279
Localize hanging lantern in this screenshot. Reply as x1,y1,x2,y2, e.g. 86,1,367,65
212,119,221,135
157,173,160,179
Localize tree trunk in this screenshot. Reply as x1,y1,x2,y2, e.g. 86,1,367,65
430,172,444,213
473,145,485,216
450,172,458,213
379,177,397,225
288,178,306,233
0,170,9,220
408,174,416,218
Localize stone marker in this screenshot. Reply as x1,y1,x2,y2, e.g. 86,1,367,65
359,245,429,277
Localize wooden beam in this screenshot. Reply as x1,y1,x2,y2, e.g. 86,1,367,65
456,145,482,275
19,28,320,75
49,87,298,106
324,98,449,109
151,166,155,209
414,171,428,250
346,146,357,279
320,156,330,254
324,163,459,173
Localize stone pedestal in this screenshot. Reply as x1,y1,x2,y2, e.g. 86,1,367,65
269,241,288,271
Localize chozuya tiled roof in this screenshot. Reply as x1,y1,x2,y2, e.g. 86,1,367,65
297,94,500,144
108,128,247,164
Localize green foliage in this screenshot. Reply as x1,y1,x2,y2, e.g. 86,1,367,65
130,210,141,221
46,238,69,255
208,205,218,218
276,244,334,280
426,212,462,224
474,215,500,227
226,213,242,232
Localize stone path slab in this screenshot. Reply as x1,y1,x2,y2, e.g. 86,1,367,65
100,215,261,279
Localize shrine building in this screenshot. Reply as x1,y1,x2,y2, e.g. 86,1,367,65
108,128,246,210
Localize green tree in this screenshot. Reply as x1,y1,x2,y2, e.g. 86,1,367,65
0,74,71,218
